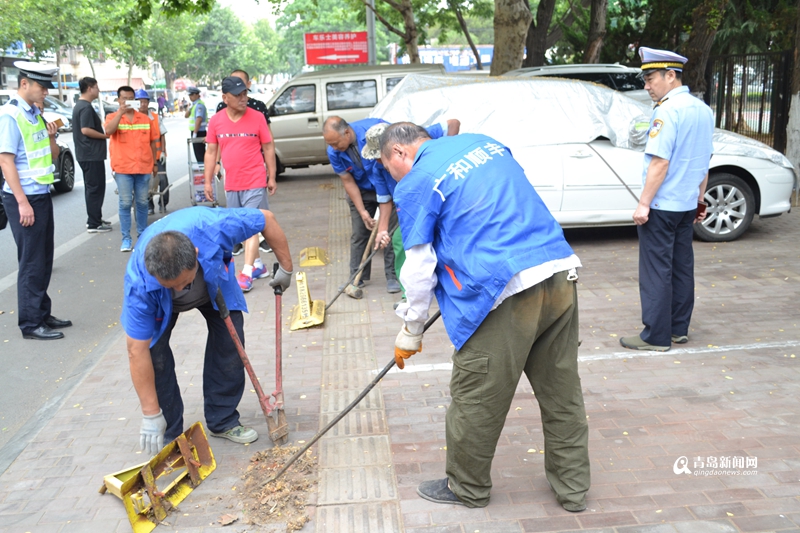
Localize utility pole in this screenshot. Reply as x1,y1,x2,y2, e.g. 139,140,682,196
367,0,377,65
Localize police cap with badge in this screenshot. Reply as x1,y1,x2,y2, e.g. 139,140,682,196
638,47,687,73
14,61,58,89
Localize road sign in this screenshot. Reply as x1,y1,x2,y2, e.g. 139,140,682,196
304,32,368,65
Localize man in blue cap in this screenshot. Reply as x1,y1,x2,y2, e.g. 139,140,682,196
620,47,714,352
0,61,73,340
379,123,589,512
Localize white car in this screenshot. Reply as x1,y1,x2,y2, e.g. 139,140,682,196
371,75,796,242
505,63,652,105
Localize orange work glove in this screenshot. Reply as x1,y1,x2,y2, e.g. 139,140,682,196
394,324,423,369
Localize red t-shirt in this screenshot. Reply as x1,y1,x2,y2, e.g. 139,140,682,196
206,107,273,191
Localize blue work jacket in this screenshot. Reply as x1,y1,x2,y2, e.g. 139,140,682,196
121,207,265,346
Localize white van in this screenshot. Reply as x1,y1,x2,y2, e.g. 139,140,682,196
265,64,445,173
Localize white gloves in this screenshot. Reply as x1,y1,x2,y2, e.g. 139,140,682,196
394,324,423,369
269,266,293,292
140,410,167,455
158,153,166,165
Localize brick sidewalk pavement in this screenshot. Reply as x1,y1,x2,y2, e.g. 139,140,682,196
0,166,798,533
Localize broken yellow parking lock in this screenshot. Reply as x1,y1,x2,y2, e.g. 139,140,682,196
289,272,325,330
99,422,216,533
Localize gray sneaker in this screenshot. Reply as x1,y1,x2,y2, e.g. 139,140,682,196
620,335,670,352
210,425,258,444
671,334,688,344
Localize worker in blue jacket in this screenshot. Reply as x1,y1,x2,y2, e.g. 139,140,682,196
360,118,460,300
379,123,589,512
121,207,293,454
324,116,400,293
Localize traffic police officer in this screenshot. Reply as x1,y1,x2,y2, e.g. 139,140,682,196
379,123,589,512
620,47,714,352
185,87,207,162
323,116,400,293
0,61,72,340
122,207,293,454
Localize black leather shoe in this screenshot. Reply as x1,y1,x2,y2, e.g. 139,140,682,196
45,316,72,329
23,325,64,340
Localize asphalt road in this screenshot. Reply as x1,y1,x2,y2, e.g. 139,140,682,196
0,116,199,452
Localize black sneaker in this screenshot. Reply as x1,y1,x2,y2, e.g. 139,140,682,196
232,243,244,256
87,224,112,233
417,479,465,506
259,241,272,253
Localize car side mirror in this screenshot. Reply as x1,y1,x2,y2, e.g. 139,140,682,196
268,104,276,115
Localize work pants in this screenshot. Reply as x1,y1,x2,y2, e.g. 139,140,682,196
114,173,149,241
445,271,589,509
149,300,246,441
79,160,106,228
346,189,396,282
2,192,55,335
637,209,696,346
392,225,405,295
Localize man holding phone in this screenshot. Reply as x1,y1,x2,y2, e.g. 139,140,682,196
620,48,714,352
105,86,159,252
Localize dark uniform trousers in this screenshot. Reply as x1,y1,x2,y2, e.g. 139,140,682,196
192,132,207,163
150,300,246,441
637,209,696,346
346,189,397,282
78,160,106,228
445,271,590,509
2,192,55,334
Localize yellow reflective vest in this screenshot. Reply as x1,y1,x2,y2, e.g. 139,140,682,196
0,101,54,185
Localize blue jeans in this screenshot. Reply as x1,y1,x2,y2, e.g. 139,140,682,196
115,173,150,241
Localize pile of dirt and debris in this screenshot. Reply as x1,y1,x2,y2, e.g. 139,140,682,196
240,445,318,532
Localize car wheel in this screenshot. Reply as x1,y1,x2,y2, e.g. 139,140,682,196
693,172,755,242
275,155,286,177
52,153,75,193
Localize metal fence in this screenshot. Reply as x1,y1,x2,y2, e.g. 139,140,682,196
704,51,793,153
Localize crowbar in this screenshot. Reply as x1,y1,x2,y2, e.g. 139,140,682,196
267,310,441,483
214,287,288,445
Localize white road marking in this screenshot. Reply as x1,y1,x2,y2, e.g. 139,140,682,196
0,173,188,293
380,339,800,374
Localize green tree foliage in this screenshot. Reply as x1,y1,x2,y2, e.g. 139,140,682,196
713,0,798,53
176,5,245,84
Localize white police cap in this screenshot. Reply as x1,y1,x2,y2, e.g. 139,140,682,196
14,61,58,89
638,47,687,72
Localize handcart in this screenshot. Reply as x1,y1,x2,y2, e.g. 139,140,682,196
188,137,225,207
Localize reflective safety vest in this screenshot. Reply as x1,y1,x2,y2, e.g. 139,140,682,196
0,100,54,185
148,111,163,159
188,99,205,131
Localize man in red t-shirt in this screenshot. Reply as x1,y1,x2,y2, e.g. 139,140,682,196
204,76,277,292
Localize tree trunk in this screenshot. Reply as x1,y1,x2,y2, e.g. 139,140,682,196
682,0,729,96
545,0,592,49
399,0,420,63
785,0,800,203
450,0,482,69
584,0,608,63
87,57,104,120
56,44,64,103
492,0,533,75
522,0,557,68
